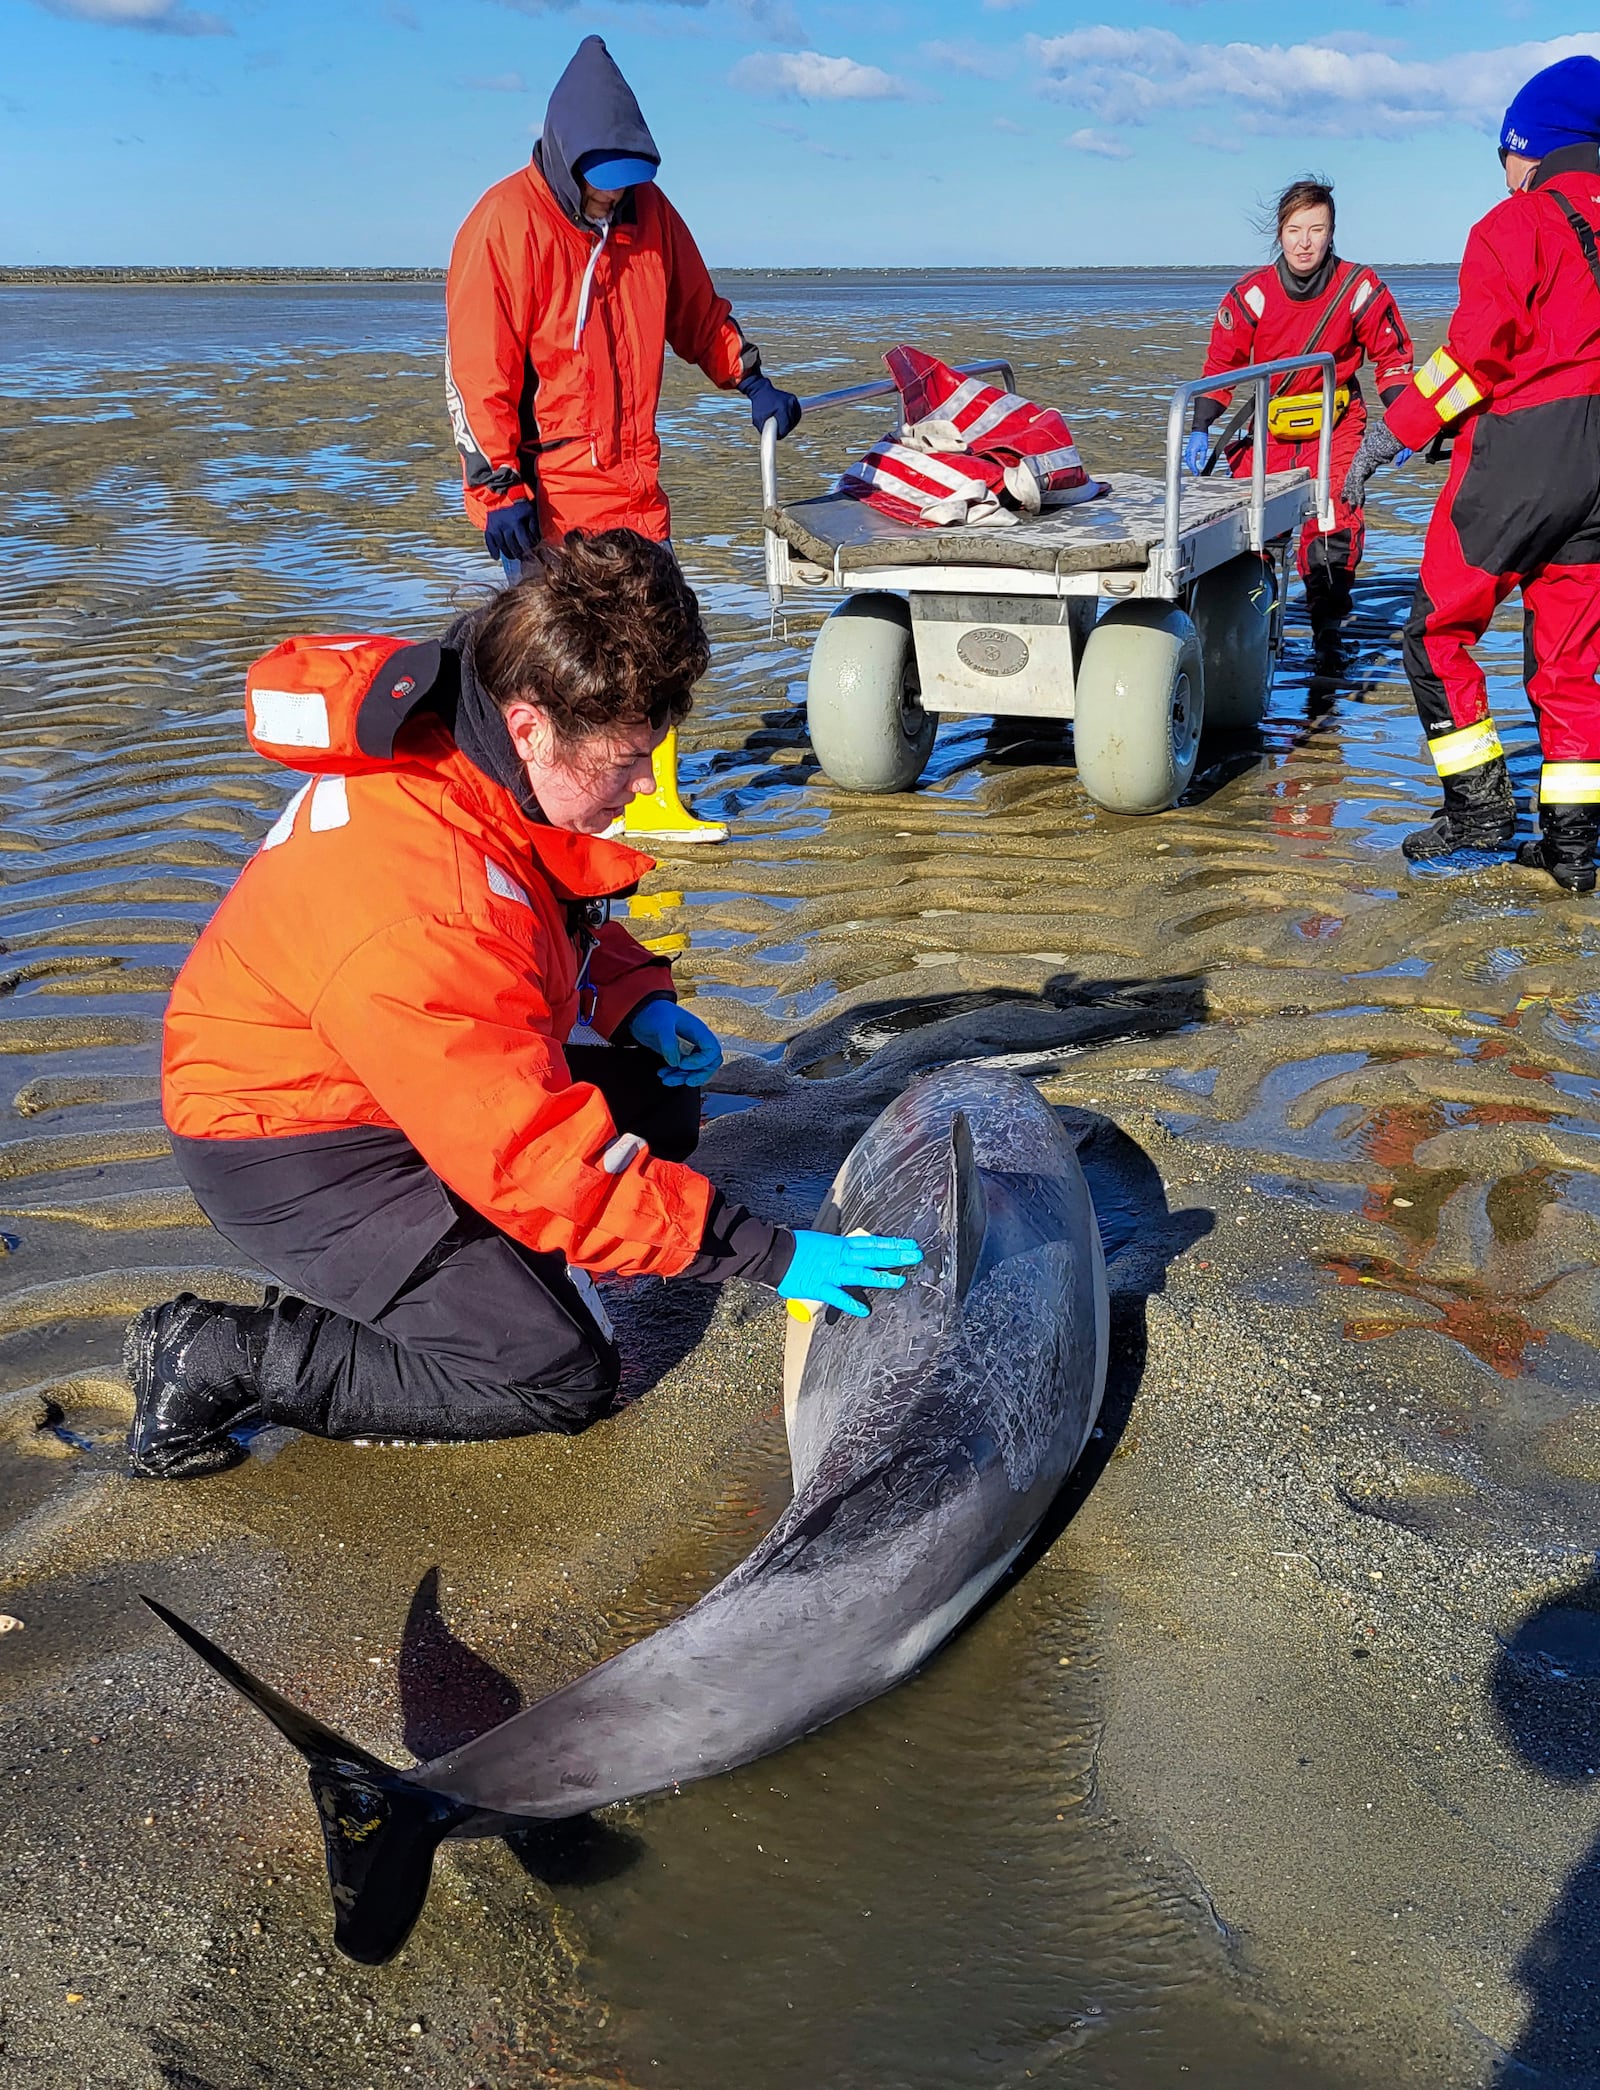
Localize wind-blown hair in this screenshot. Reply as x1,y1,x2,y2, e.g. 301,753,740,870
471,529,708,742
1260,175,1336,249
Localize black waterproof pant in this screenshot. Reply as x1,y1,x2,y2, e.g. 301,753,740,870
174,1047,700,1444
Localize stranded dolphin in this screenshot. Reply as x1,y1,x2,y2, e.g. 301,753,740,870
146,1065,1108,1964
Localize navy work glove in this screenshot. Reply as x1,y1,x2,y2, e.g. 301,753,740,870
1341,419,1404,508
739,373,802,440
1183,431,1210,476
627,999,723,1087
777,1230,923,1319
484,498,541,564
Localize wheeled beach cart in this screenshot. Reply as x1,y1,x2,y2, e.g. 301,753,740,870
758,354,1338,815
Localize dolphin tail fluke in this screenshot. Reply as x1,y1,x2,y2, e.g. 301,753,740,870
142,1596,468,1965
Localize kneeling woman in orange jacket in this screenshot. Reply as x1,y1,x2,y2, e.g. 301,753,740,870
127,534,919,1478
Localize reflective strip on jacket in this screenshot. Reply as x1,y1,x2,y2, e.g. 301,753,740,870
1386,165,1600,451
445,159,750,542
162,634,712,1279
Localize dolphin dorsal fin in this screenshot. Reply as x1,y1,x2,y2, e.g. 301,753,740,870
938,1110,986,1304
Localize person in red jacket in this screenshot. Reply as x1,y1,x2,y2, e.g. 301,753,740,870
1343,57,1600,892
1186,177,1415,664
445,36,800,556
125,534,919,1479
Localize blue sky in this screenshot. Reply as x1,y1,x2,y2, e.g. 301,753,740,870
2,0,1597,268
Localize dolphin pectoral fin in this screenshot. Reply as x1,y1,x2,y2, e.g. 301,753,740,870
142,1596,469,1966
938,1110,987,1303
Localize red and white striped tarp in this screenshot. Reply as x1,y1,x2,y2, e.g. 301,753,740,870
837,345,1106,528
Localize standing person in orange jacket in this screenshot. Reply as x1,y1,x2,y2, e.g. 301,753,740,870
1342,56,1600,891
444,36,800,843
1185,177,1415,666
124,535,918,1479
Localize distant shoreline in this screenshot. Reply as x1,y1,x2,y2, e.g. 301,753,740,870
2,262,1453,286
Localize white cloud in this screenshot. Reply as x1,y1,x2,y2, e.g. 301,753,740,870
35,0,228,30
731,50,910,100
1066,126,1131,160
1026,27,1600,140
922,37,1010,80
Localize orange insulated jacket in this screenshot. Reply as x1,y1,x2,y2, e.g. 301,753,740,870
445,162,750,543
162,635,713,1278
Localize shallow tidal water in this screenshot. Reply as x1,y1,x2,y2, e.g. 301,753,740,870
3,269,1600,2088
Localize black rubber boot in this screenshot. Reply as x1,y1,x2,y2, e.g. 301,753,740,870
1516,802,1599,894
125,1293,269,1478
1305,567,1354,666
1402,756,1518,861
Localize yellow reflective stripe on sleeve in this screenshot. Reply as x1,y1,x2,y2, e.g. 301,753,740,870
1435,372,1485,420
1429,720,1505,776
1540,762,1600,803
1414,346,1463,399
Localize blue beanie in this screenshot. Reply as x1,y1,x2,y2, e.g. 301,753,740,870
1501,54,1600,161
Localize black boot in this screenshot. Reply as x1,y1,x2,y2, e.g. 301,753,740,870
1402,756,1518,861
1517,801,1599,893
125,1293,269,1478
1305,567,1354,667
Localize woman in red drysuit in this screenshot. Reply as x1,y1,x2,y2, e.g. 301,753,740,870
1185,178,1415,664
1343,56,1600,893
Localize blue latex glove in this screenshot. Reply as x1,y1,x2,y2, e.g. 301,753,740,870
484,498,541,564
627,999,723,1087
1183,431,1210,476
1393,447,1414,468
739,373,802,440
777,1230,924,1319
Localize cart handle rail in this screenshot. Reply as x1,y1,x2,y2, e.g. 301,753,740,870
1161,353,1337,587
757,361,1017,513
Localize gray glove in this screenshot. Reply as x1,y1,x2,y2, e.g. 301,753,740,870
1342,419,1404,507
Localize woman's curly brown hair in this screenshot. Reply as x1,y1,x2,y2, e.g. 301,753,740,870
471,530,709,743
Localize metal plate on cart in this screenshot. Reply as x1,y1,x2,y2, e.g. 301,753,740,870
911,594,1093,718
957,628,1030,677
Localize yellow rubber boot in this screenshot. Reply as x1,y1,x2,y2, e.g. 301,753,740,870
622,728,728,845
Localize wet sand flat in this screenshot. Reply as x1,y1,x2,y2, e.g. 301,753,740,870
2,272,1599,2088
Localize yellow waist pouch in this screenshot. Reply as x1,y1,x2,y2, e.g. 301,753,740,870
1266,384,1351,441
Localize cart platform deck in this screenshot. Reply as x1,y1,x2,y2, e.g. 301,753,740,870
768,467,1311,580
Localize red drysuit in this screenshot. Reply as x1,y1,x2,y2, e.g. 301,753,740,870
1198,255,1414,592
1385,150,1600,803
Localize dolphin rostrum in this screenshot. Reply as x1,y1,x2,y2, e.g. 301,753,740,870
146,1065,1108,1964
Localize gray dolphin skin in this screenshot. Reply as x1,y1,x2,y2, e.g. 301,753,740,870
146,1065,1108,1964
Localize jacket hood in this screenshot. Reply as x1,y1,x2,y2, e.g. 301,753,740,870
538,36,659,223
245,633,452,777
241,630,656,902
